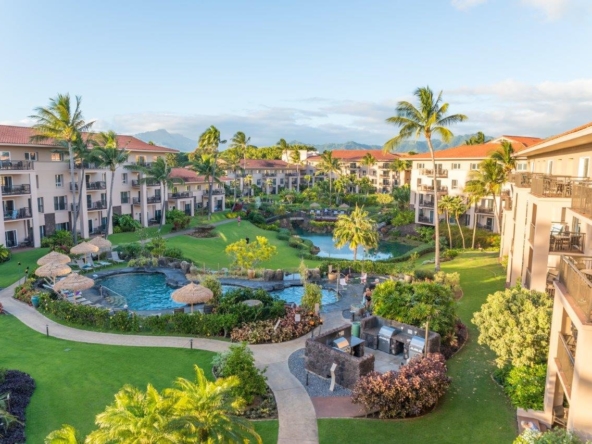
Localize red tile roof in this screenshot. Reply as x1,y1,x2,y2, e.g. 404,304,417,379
499,135,543,147
307,150,400,162
411,142,527,160
170,167,229,183
242,159,293,169
0,125,178,153
527,120,592,148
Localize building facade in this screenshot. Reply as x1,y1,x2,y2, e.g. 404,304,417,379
224,159,300,195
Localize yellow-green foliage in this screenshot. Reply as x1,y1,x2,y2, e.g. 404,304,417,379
225,236,277,270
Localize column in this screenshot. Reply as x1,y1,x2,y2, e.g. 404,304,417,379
140,180,148,227
79,177,90,239
28,172,41,247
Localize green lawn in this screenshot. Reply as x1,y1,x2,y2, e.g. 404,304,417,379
0,316,278,443
0,248,49,288
166,221,313,271
318,252,517,444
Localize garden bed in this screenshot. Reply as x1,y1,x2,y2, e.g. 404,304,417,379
0,370,36,444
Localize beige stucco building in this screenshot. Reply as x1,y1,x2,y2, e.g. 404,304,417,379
500,122,592,438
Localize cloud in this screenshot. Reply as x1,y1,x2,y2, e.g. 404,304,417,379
520,0,570,20
451,0,487,11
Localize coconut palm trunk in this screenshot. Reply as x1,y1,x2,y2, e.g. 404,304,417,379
66,141,80,243
427,137,441,271
454,212,466,249
160,181,167,227
74,166,85,236
105,169,116,238
472,202,478,249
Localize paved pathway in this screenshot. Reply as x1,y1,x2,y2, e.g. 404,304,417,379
0,281,347,444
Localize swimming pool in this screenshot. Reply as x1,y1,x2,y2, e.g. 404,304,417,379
222,285,338,306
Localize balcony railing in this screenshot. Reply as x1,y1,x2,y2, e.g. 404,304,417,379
86,181,106,190
1,184,31,195
211,189,224,195
0,160,34,170
88,201,107,210
509,172,533,187
128,161,152,168
571,183,592,219
558,256,592,323
550,232,586,253
476,206,494,214
418,184,448,194
75,162,107,169
556,334,575,397
69,183,79,191
132,197,140,205
421,168,448,178
477,223,494,232
530,175,588,198
168,192,192,199
419,200,434,208
418,214,434,224
132,179,159,187
147,196,161,204
3,207,32,220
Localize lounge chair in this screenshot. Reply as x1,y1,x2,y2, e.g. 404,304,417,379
76,259,93,271
87,257,105,269
110,251,125,264
92,255,111,267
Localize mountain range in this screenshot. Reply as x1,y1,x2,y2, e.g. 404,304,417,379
135,129,492,154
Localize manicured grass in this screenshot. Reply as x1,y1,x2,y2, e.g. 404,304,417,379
0,248,49,288
253,420,280,443
318,252,517,444
166,221,313,271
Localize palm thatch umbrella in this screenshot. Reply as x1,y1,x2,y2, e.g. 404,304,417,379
35,262,72,284
310,202,321,208
89,237,112,259
53,273,95,299
37,251,71,266
171,283,213,313
70,242,99,255
338,203,349,209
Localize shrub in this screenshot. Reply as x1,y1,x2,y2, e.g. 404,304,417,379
40,230,74,253
166,209,191,231
115,242,145,260
246,211,266,225
200,275,223,304
127,257,158,267
443,249,459,259
300,283,322,311
217,288,285,325
163,247,184,259
504,364,547,410
253,222,280,231
225,236,277,270
0,370,36,444
514,428,589,444
212,343,267,404
112,213,141,232
352,353,450,418
113,226,122,234
13,279,43,305
413,269,435,281
434,271,461,293
276,233,290,241
146,235,166,257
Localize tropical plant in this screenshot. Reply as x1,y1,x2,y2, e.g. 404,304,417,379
289,149,304,192
301,283,323,311
392,185,411,210
316,151,341,204
376,193,394,205
225,236,277,270
384,86,467,271
449,196,467,249
112,214,141,232
503,364,547,410
464,131,487,145
44,424,83,444
333,206,378,261
65,136,95,236
390,158,412,182
276,138,290,160
192,125,226,158
514,428,589,444
192,154,223,220
469,159,504,230
438,195,454,248
92,131,130,238
463,178,488,249
0,392,22,438
30,93,95,244
200,275,223,305
361,152,376,195
0,244,10,263
472,285,553,367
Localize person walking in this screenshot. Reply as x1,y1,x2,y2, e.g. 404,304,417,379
237,215,241,226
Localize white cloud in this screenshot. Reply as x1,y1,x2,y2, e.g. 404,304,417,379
521,0,570,20
451,0,487,11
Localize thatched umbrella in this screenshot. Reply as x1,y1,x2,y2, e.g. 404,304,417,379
89,237,112,251
35,262,71,284
53,273,95,300
310,202,321,208
171,283,213,313
37,251,71,266
70,242,99,255
338,203,349,209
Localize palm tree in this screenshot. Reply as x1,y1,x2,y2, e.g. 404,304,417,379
469,159,504,231
191,154,222,220
92,131,129,238
65,137,95,236
277,138,290,160
29,93,95,244
464,178,488,249
126,157,184,228
264,178,274,195
333,206,379,261
289,150,304,192
165,366,262,444
230,132,256,194
86,384,178,444
334,175,350,204
449,196,467,249
303,174,312,189
390,158,411,186
384,86,468,271
361,153,376,188
316,151,341,205
196,125,226,157
224,153,243,201
438,195,454,248
464,131,487,145
244,174,253,199
44,424,83,444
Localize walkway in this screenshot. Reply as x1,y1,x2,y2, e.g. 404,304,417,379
0,280,348,444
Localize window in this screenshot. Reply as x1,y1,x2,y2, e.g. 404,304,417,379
578,157,589,178
470,163,479,170
0,151,10,161
546,160,554,174
451,163,461,170
37,197,44,213
51,152,64,161
517,162,528,171
197,185,202,190
36,175,39,189
136,155,146,164
122,173,128,184
451,180,458,189
55,174,63,188
416,163,425,169
39,225,46,239
25,152,38,161
121,191,129,204
56,222,70,231
53,196,67,211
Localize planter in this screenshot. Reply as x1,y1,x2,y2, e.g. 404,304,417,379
247,269,256,279
31,295,40,308
328,272,338,281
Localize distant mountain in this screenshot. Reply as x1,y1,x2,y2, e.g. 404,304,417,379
135,129,196,152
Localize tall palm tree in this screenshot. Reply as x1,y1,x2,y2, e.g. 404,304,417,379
44,424,83,444
191,154,222,220
469,159,504,231
383,86,467,271
264,178,274,195
29,93,95,244
230,132,256,194
303,174,312,189
192,125,226,159
277,138,290,161
464,178,488,249
92,131,130,238
289,150,304,192
449,196,467,249
165,366,262,444
316,151,341,205
438,195,454,248
126,157,184,228
333,205,378,261
224,153,243,201
464,131,487,145
244,174,253,199
390,158,411,186
361,152,376,186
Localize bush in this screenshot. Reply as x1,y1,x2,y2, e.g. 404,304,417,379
246,211,266,225
200,275,223,304
115,242,145,260
13,279,44,305
443,249,459,259
514,428,589,444
276,233,290,241
0,370,36,444
253,222,280,231
113,226,122,234
112,213,141,232
352,353,450,418
413,269,435,281
300,283,322,311
40,230,74,253
163,247,184,259
165,209,190,231
504,364,547,410
212,343,267,404
217,287,285,325
127,257,158,267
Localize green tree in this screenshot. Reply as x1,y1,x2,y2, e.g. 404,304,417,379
469,159,504,230
126,157,184,228
390,158,411,185
438,195,454,248
464,131,487,145
165,152,178,167
472,285,553,368
449,196,467,249
92,131,130,238
316,151,341,205
191,154,222,220
361,152,376,195
44,424,83,444
384,86,467,271
463,178,488,249
229,132,256,195
276,138,291,160
333,206,378,261
289,150,305,192
0,244,10,262
191,125,226,159
30,93,95,244
225,236,277,270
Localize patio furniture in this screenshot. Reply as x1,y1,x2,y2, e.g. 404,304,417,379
76,259,93,271
110,251,125,263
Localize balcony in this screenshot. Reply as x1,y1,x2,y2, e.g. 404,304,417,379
1,184,31,195
477,223,494,232
69,183,79,191
419,200,435,208
418,214,434,224
418,184,448,195
132,197,141,205
132,179,159,187
212,189,224,195
555,334,575,397
128,161,152,168
571,183,592,219
0,160,33,170
147,196,161,204
86,181,106,190
75,162,106,169
549,232,586,253
421,168,448,178
3,207,32,220
558,256,592,323
88,201,107,210
530,175,587,198
509,172,533,188
168,192,192,200
476,206,494,214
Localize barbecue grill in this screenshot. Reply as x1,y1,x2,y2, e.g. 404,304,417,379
378,326,397,354
408,336,425,359
332,337,351,354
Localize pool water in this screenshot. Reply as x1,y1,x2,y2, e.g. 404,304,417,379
222,285,338,306
99,273,184,311
297,232,415,261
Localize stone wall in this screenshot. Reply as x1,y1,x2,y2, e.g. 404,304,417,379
305,324,375,390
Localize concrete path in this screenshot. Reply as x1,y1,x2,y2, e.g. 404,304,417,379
0,282,347,444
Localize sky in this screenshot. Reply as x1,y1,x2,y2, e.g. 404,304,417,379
1,0,592,146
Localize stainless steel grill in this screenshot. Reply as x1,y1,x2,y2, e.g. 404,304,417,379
378,326,397,354
332,337,351,354
409,336,425,359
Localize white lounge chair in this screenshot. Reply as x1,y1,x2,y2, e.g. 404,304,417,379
76,259,93,271
110,251,125,264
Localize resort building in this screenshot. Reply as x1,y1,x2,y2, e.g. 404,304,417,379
0,125,223,248
500,122,592,438
409,136,541,232
224,159,300,195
